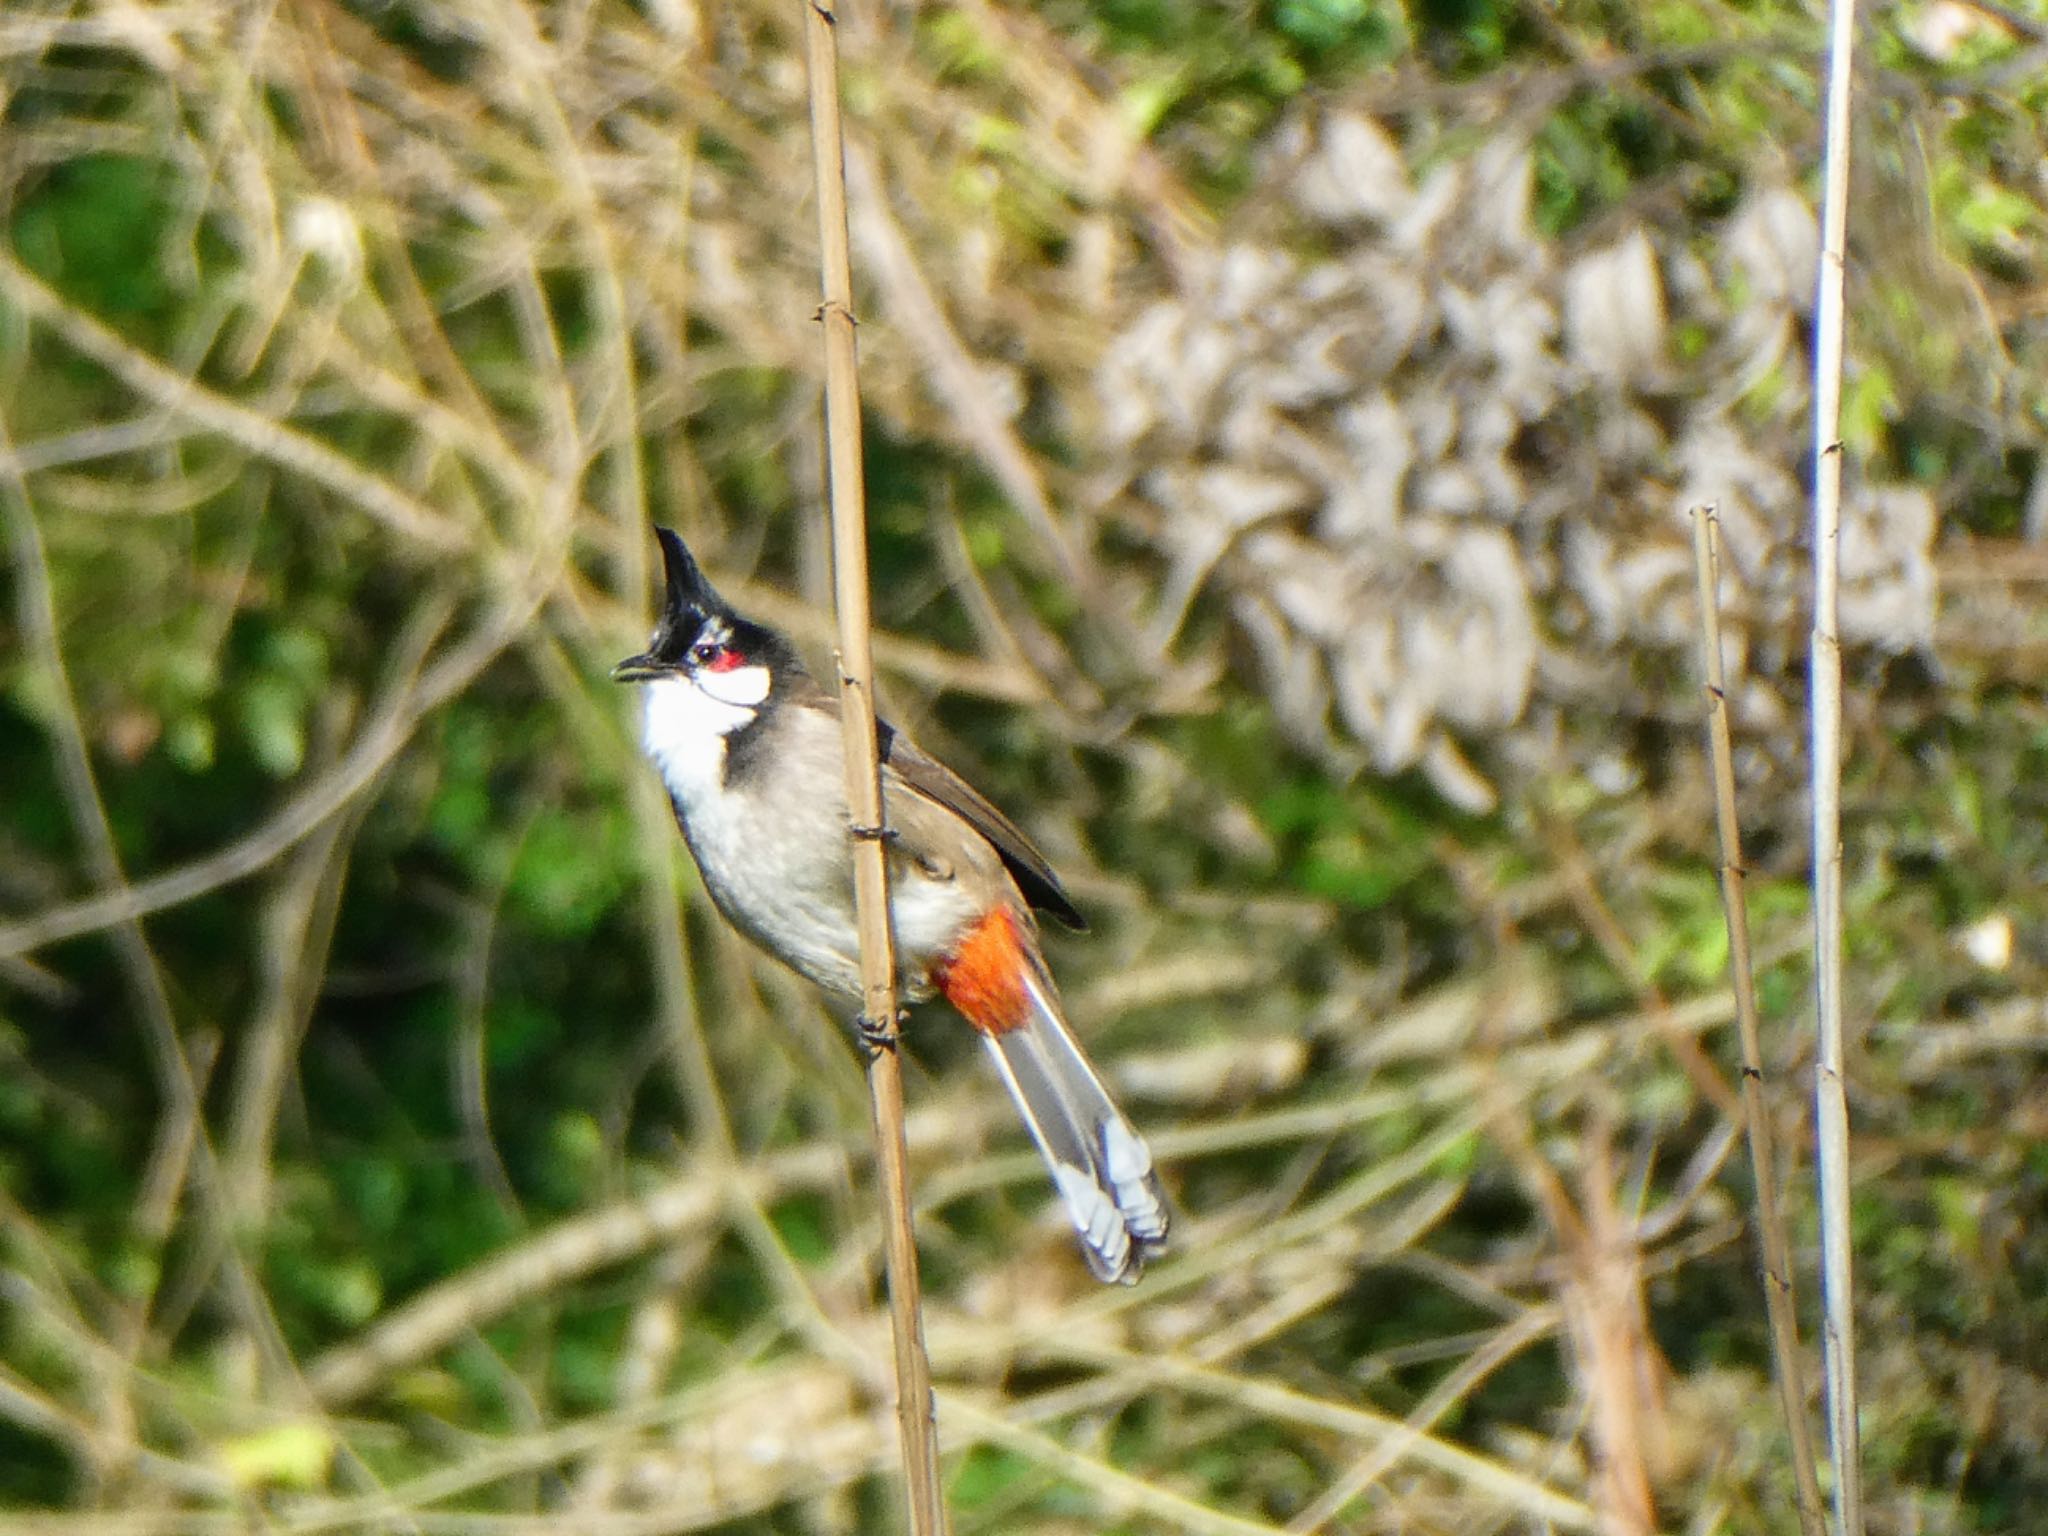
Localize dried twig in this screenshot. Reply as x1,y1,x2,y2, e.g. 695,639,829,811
843,142,1084,585
940,1395,1285,1536
1690,506,1827,1536
305,1144,851,1407
0,598,516,960
1808,0,1866,1527
0,254,469,554
1283,1308,1555,1532
801,4,947,1533
1010,1339,1598,1530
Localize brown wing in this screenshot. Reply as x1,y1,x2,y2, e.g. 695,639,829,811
879,720,1087,931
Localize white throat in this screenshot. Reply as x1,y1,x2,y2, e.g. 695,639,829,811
640,666,771,807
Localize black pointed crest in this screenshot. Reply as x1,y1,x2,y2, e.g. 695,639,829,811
637,525,735,666
656,526,725,624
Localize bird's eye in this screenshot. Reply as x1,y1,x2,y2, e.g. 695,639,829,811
691,639,740,673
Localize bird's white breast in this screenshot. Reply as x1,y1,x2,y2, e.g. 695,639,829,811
639,669,769,810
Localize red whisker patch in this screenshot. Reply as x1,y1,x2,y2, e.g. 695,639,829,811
935,906,1031,1035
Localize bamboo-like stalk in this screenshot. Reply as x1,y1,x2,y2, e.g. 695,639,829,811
1689,507,1828,1536
1809,0,1864,1528
799,4,949,1534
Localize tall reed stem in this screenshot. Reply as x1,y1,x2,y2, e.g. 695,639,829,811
801,4,948,1532
1690,507,1828,1536
1808,0,1865,1527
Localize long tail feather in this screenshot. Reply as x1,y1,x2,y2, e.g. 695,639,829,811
980,966,1170,1284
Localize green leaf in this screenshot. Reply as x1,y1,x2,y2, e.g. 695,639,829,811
165,713,216,772
1841,367,1898,456
1953,179,2034,254
1118,70,1188,139
238,675,306,777
1275,0,1374,54
218,1422,335,1492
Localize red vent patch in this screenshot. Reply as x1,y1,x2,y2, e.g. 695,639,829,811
935,906,1031,1035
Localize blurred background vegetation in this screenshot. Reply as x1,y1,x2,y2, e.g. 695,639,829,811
3,0,2048,1530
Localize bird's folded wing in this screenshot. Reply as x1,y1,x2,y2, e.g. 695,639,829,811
878,723,1087,931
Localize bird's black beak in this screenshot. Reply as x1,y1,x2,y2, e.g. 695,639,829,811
610,653,664,683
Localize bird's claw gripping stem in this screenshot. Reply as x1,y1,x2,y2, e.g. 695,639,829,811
856,1008,910,1057
848,820,896,844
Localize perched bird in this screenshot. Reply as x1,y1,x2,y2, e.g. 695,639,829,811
613,527,1169,1282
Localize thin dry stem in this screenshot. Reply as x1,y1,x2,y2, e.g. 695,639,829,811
801,3,947,1533
1809,0,1866,1527
843,141,1083,585
939,1395,1286,1536
0,597,522,961
1015,1338,1598,1530
1454,881,1661,1536
303,1144,847,1408
0,255,470,554
1283,1308,1555,1532
1691,506,1828,1535
1536,809,1739,1119
1569,1121,1660,1536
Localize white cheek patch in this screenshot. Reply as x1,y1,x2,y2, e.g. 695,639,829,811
698,663,770,709
641,674,753,807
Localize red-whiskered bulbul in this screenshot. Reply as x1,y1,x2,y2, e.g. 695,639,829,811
612,528,1169,1283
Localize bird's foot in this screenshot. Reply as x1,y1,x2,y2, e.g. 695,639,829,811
848,820,897,845
856,1008,910,1057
